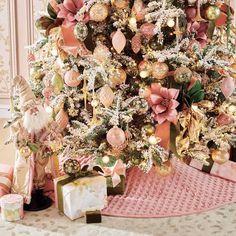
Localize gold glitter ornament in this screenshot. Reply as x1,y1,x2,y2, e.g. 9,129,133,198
152,62,169,80
19,146,32,159
109,68,127,87
143,124,155,136
174,67,193,84
211,149,230,164
111,0,129,9
63,159,81,176
205,5,221,21
89,3,109,22
138,60,152,78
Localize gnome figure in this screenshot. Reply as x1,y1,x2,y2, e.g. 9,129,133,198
9,75,58,211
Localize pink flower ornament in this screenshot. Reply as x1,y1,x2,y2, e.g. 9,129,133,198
58,0,89,25
147,83,180,124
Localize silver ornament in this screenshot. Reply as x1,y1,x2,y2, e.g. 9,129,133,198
74,22,88,41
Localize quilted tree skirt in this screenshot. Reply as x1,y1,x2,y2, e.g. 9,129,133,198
102,159,236,218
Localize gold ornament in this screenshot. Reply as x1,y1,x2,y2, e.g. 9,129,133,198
205,5,221,21
138,60,152,78
99,85,114,108
152,62,169,80
230,63,236,79
89,3,109,22
110,68,127,87
143,124,155,135
19,146,32,159
174,67,193,84
52,72,64,95
155,161,173,177
211,149,230,164
111,0,129,9
166,18,175,28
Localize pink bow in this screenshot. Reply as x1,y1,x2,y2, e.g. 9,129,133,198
99,160,126,187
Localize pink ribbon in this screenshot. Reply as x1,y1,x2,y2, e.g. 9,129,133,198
99,160,126,187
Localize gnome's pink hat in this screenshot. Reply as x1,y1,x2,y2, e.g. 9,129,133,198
13,75,37,112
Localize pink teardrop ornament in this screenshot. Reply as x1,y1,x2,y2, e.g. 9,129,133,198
112,29,126,54
131,34,141,54
132,0,145,21
99,85,114,108
221,77,235,98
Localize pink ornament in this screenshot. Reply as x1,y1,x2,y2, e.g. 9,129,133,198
42,87,53,99
93,44,110,62
140,23,156,39
64,69,81,87
107,127,126,148
112,29,126,54
216,114,234,126
131,33,141,54
221,77,235,98
99,85,114,108
132,0,145,21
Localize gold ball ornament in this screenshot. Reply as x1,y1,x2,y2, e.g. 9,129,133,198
211,149,230,164
152,62,169,80
143,124,155,136
166,18,175,28
230,63,236,79
109,68,127,87
89,3,109,22
174,67,193,84
19,146,32,159
138,60,152,78
155,161,173,177
205,5,221,21
111,0,129,9
64,69,81,87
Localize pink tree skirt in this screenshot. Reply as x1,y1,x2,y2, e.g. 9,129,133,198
102,159,236,218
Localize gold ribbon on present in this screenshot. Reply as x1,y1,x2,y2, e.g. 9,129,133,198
55,171,98,214
98,160,126,188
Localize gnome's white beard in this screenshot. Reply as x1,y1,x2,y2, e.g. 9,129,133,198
23,105,51,134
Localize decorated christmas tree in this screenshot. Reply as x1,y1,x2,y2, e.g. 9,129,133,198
22,0,235,175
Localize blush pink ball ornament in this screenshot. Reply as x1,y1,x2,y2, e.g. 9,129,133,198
107,127,126,148
64,70,81,87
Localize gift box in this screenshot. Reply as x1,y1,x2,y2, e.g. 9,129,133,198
54,175,107,220
0,164,13,198
96,159,126,195
0,194,24,221
107,175,125,195
188,149,236,182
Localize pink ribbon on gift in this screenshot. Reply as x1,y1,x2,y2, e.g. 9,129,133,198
99,160,126,187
